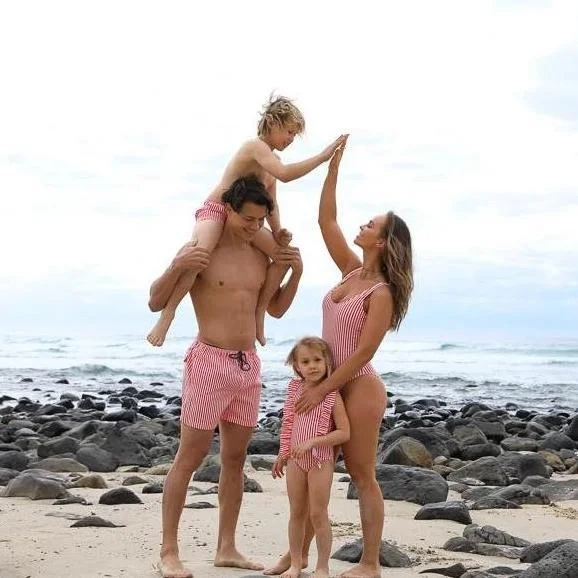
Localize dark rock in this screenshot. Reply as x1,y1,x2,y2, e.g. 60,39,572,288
0,467,19,485
102,409,138,423
534,479,578,501
519,540,578,577
37,436,79,459
75,444,119,472
539,432,576,451
418,563,468,577
447,457,508,486
463,524,531,547
71,515,125,528
121,475,149,486
501,437,539,452
246,430,280,455
489,484,550,505
331,537,411,567
414,501,472,524
53,496,91,505
378,436,433,468
380,426,453,458
461,443,501,461
520,539,575,563
443,537,477,553
566,415,578,441
184,501,216,509
99,487,142,505
0,450,29,471
118,378,132,385
495,452,549,481
453,424,488,446
469,496,522,510
3,471,71,500
142,482,163,494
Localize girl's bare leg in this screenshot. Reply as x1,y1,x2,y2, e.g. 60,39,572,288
147,219,223,347
251,228,290,346
280,462,308,578
307,461,334,578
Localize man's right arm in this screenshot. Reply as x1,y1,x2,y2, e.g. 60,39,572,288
148,244,210,312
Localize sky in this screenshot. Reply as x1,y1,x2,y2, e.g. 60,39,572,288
1,0,577,341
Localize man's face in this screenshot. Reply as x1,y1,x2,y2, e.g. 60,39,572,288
227,201,268,240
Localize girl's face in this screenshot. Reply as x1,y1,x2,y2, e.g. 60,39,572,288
295,345,327,383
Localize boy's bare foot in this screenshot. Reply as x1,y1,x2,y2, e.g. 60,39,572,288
339,563,382,577
213,549,263,571
147,311,175,347
256,308,267,346
156,553,193,578
263,553,308,575
280,566,302,578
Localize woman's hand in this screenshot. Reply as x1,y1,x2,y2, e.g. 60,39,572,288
291,439,315,459
271,456,287,479
294,386,325,414
328,136,348,172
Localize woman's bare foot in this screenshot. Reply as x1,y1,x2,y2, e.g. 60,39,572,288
256,307,266,346
157,553,193,578
263,553,308,575
213,549,263,571
339,563,382,577
280,566,302,578
147,311,175,347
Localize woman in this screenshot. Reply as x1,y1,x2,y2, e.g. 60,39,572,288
265,141,413,578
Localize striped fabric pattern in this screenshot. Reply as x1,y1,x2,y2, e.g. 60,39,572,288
181,340,261,430
194,199,228,223
322,268,388,380
279,378,337,471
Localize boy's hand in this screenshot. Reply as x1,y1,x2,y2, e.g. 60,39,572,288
271,456,287,479
291,439,315,459
274,228,293,247
320,134,349,162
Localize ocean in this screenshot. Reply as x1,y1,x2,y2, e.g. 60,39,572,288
1,333,577,415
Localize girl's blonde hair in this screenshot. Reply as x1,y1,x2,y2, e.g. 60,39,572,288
257,94,306,137
285,336,334,379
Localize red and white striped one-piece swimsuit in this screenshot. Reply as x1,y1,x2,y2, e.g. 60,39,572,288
279,378,337,472
322,267,388,380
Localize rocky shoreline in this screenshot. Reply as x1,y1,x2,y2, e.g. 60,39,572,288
1,377,577,577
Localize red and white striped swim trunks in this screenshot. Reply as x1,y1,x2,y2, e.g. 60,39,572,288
194,199,228,223
181,340,262,430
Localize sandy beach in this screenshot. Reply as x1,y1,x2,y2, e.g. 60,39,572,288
1,466,577,578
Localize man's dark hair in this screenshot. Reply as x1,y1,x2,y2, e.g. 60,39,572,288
221,175,274,214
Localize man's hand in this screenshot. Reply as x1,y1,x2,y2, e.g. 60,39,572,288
172,243,210,273
271,456,287,479
294,386,325,414
291,439,315,459
272,246,303,274
274,228,293,247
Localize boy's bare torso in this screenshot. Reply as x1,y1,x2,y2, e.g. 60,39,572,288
189,237,268,351
208,140,275,200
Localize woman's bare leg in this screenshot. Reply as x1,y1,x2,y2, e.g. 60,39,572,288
147,219,223,346
280,461,308,578
339,376,387,578
307,461,334,578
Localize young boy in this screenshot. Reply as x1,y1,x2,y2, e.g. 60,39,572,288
147,95,347,347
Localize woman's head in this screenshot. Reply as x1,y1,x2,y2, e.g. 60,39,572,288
356,211,414,331
257,94,305,150
285,337,334,383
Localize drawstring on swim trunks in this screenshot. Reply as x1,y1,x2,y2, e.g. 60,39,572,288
228,351,251,371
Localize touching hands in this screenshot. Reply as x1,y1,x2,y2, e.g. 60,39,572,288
274,228,293,247
320,134,349,162
329,135,347,172
272,246,303,274
294,386,325,414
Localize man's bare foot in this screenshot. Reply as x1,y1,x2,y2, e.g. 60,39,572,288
156,553,193,578
280,566,302,578
147,311,175,347
213,549,264,571
256,308,266,346
312,568,330,578
263,553,308,575
339,563,382,577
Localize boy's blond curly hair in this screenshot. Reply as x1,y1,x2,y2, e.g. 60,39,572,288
257,94,305,137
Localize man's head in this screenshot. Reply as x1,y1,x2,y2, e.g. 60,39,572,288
221,175,274,241
257,94,305,151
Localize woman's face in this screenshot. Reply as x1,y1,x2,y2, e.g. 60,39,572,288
354,214,388,248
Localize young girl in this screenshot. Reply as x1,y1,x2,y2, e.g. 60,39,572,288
147,95,347,347
271,337,350,578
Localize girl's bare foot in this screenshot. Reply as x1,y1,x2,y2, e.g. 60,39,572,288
280,566,302,578
256,307,267,346
213,549,263,571
312,568,330,578
263,553,308,575
339,563,382,577
147,311,175,347
157,553,193,578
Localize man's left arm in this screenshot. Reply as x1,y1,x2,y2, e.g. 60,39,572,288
267,246,303,318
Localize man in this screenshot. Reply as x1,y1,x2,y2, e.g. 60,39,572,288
148,176,303,578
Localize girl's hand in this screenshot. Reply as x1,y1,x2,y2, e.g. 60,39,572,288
291,439,315,459
271,457,287,479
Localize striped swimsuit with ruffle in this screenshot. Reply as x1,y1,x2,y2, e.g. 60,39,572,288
322,267,388,380
278,378,337,472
